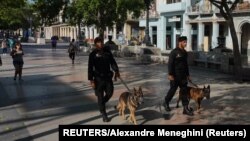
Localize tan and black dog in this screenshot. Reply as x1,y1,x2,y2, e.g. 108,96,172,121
115,87,143,125
176,85,210,112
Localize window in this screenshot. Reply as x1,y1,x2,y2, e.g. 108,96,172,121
166,0,181,4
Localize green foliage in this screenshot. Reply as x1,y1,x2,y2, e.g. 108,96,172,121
0,0,26,30
32,0,66,25
63,0,145,37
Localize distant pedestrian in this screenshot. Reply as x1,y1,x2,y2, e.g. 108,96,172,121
8,37,15,51
68,39,78,64
10,42,24,81
104,35,117,51
51,36,57,50
0,55,2,66
1,38,8,55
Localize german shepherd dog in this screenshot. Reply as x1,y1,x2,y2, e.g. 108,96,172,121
115,87,143,125
176,85,210,112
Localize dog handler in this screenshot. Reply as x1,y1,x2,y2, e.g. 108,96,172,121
163,36,193,116
88,37,120,122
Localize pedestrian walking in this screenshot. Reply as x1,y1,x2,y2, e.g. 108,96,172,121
0,55,2,66
104,35,117,51
1,38,8,55
8,37,15,51
163,36,193,116
10,42,24,81
68,39,77,64
51,36,57,50
88,37,120,122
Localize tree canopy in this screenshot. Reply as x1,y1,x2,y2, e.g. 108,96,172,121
63,0,145,37
32,0,66,25
0,0,26,30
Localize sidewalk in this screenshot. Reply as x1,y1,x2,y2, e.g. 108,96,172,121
0,46,249,141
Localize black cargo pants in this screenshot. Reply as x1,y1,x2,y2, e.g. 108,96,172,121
94,77,114,114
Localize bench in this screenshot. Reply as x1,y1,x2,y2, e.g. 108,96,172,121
194,52,222,69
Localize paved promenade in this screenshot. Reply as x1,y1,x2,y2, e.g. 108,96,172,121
0,44,249,141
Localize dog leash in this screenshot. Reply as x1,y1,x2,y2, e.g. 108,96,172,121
119,77,132,93
188,80,199,88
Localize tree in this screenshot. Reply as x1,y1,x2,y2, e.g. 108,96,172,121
69,0,145,38
32,0,66,26
209,0,242,78
0,0,26,30
63,0,84,40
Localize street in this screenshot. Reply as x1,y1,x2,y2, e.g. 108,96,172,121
0,44,250,141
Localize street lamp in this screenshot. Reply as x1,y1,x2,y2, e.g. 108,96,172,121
143,0,152,46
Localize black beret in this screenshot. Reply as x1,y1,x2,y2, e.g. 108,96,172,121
178,36,187,42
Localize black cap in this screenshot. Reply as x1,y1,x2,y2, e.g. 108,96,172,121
94,37,103,44
178,36,187,42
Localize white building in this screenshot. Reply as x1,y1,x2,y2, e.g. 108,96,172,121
140,0,250,62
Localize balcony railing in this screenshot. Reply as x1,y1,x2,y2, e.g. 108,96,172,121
234,1,250,12
187,5,219,14
140,10,160,19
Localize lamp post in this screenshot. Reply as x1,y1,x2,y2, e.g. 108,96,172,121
143,0,152,46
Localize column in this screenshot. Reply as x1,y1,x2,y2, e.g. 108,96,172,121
184,23,192,51
85,26,89,39
149,26,153,44
113,24,117,40
157,16,166,51
106,27,109,40
212,22,219,49
94,28,98,38
237,31,242,53
90,27,94,40
198,22,204,51
173,23,176,49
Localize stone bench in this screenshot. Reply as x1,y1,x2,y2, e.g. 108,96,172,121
194,52,221,69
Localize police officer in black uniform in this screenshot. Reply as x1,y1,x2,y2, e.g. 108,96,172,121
164,36,193,116
88,37,120,122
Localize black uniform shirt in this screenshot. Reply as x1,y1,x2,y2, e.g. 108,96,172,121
168,47,189,78
88,47,119,80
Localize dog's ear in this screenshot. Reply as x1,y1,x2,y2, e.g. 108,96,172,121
207,85,210,89
203,86,206,89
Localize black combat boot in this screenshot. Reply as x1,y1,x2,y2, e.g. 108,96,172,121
188,106,193,112
163,102,171,112
101,112,109,122
183,106,194,116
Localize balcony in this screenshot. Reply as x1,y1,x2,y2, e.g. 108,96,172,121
158,2,186,13
187,3,219,18
139,10,160,20
234,1,250,13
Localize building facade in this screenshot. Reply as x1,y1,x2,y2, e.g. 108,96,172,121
139,0,250,62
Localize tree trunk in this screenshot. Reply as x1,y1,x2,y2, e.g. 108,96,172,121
228,17,242,79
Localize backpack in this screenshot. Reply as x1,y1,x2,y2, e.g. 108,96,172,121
68,44,75,53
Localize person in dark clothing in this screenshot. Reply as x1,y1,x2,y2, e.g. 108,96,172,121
68,39,77,64
104,35,118,51
163,36,193,116
51,36,57,50
88,37,120,122
0,55,2,66
10,42,24,81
